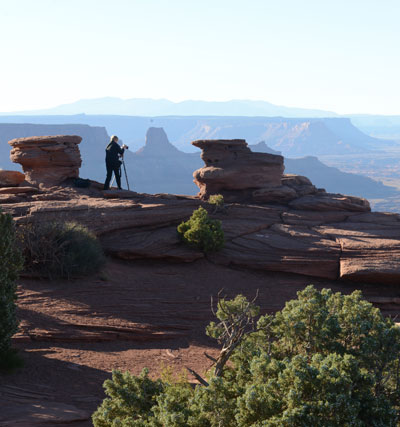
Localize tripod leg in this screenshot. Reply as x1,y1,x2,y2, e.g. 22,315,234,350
122,159,130,191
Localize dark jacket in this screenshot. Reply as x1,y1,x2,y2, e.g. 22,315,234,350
105,141,124,167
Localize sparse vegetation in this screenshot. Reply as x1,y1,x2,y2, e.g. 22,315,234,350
18,221,104,279
177,206,224,253
92,286,400,426
0,210,23,370
208,194,225,213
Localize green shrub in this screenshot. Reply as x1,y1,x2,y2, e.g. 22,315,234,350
208,194,226,214
207,194,224,206
177,206,224,253
208,194,224,207
93,286,400,426
0,210,23,368
18,221,104,279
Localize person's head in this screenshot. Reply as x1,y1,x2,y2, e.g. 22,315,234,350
110,135,119,143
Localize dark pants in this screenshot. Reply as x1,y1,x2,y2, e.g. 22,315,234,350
104,162,121,190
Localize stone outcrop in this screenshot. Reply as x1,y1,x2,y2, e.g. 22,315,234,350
2,183,399,285
0,170,25,187
136,127,182,156
0,134,394,285
9,135,82,187
192,139,370,212
192,139,284,201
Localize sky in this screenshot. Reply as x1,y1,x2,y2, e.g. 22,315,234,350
0,0,399,115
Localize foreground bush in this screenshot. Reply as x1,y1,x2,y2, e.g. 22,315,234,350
0,210,23,367
177,206,224,253
18,221,104,279
93,286,400,426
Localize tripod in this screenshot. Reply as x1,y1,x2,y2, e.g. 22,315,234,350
110,155,130,191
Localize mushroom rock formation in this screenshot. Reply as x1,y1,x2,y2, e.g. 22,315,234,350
0,170,25,187
8,135,82,187
192,139,286,202
192,139,370,212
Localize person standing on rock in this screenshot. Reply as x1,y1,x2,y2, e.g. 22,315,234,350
103,135,128,190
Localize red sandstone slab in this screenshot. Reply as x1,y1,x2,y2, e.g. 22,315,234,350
0,186,40,194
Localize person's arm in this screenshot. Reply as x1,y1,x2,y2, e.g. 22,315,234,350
115,143,124,156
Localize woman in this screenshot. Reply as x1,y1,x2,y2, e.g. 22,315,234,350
103,135,127,190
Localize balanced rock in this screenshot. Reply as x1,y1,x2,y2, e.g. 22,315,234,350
192,139,284,201
9,135,82,187
0,170,25,187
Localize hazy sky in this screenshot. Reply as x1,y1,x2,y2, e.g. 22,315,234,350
0,0,399,114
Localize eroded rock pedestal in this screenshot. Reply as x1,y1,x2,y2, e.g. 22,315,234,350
193,139,285,202
9,135,82,187
193,139,370,212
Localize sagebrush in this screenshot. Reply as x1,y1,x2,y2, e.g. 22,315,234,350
93,286,400,426
18,221,104,279
177,206,224,253
0,210,23,368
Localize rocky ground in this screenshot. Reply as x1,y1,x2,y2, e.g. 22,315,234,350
2,181,400,425
2,134,400,425
4,257,400,426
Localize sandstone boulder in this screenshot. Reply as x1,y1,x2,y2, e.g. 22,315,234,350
252,185,297,203
9,135,82,187
192,139,284,201
0,186,40,195
0,170,25,187
282,174,318,197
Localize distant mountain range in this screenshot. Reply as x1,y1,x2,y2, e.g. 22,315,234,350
0,97,338,118
0,115,390,156
3,98,400,142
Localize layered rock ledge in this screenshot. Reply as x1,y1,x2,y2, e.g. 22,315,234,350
9,135,82,187
1,134,397,285
1,182,400,285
